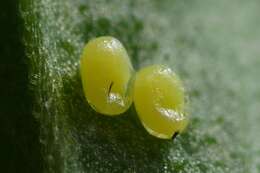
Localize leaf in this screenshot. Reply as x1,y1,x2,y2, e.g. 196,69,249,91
15,0,260,172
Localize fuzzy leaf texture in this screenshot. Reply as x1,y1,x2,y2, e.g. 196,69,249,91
3,0,260,172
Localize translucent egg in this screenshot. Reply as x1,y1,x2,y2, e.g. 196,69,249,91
80,36,134,115
133,65,188,139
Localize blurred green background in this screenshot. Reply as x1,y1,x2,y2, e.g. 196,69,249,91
1,0,260,172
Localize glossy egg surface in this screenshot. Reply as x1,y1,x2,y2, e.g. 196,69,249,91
134,65,188,139
80,36,134,115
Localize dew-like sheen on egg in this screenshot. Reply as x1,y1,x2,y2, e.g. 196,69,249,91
80,36,134,115
133,65,188,139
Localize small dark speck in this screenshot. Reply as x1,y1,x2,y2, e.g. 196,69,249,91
108,82,114,95
172,131,179,140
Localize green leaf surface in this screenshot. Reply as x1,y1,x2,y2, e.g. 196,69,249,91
16,0,260,172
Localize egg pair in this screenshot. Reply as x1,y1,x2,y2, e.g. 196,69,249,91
80,36,188,139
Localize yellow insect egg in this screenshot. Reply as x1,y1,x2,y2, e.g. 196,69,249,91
134,65,188,139
80,36,134,115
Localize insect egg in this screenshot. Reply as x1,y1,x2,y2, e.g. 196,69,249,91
133,65,188,139
80,36,134,115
